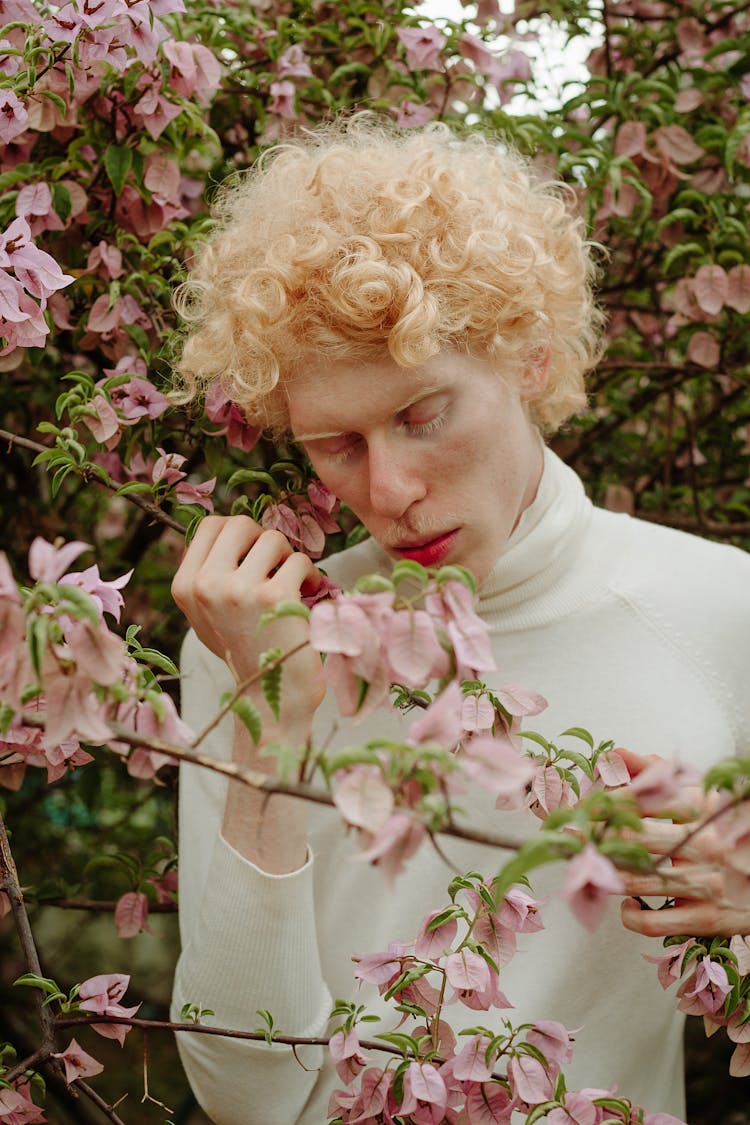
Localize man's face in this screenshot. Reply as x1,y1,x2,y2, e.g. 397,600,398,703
288,351,544,585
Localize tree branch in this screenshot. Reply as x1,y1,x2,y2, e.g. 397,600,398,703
0,427,185,535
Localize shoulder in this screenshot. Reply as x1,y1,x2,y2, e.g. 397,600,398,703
595,508,750,745
598,508,750,618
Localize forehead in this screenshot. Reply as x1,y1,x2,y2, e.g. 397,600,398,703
286,355,456,440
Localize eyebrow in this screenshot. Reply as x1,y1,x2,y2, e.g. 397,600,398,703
292,384,446,443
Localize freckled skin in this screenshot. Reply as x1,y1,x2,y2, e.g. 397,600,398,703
288,351,546,586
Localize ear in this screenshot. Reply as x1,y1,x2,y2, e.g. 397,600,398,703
520,347,550,403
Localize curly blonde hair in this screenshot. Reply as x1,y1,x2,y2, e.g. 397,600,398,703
173,116,603,435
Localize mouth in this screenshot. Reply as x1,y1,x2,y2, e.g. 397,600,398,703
391,529,459,568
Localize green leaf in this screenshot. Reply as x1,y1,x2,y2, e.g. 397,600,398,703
353,573,394,594
374,1031,420,1055
258,601,310,629
391,560,428,587
228,694,262,744
261,661,282,722
28,614,49,678
14,973,62,996
435,564,477,594
226,468,277,491
57,583,101,626
103,144,133,197
560,726,594,749
133,648,179,675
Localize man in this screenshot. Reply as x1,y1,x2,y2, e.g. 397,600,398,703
170,118,750,1125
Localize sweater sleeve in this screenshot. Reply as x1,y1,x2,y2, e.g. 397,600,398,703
170,629,333,1125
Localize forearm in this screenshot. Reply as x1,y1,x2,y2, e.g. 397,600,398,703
222,712,309,873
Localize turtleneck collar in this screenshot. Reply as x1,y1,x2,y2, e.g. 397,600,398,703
477,446,594,628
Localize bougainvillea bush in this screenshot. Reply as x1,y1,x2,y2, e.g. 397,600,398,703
1,0,749,1121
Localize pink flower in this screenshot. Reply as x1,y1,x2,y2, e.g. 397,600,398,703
460,733,535,805
450,1034,494,1082
276,44,313,79
152,447,187,485
269,80,297,119
60,562,132,622
28,537,90,582
15,182,64,235
643,938,696,989
561,844,625,931
397,26,446,71
408,682,463,750
41,648,113,747
112,376,170,421
0,89,28,143
329,1028,369,1085
78,972,141,1044
547,1091,598,1125
353,812,426,883
678,956,731,1015
525,1021,575,1068
392,100,436,128
415,907,459,960
204,384,260,451
175,477,216,512
164,40,221,102
0,217,74,304
508,1053,555,1105
82,394,122,447
332,764,394,833
0,1083,46,1122
133,84,182,140
87,240,124,279
426,580,496,674
399,1061,447,1118
52,1038,104,1084
353,942,408,988
65,619,127,686
114,890,149,938
125,693,189,778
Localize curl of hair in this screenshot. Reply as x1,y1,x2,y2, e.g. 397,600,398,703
173,116,604,436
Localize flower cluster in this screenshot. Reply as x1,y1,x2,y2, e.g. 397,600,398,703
0,537,192,791
328,882,686,1125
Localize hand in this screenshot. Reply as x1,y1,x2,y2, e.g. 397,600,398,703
171,514,325,729
617,749,750,938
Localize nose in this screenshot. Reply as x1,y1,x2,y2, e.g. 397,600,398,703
367,437,427,519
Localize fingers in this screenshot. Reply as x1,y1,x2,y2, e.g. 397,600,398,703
619,864,719,902
615,747,660,777
621,895,748,939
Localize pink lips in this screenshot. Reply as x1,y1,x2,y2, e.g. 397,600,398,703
394,530,458,567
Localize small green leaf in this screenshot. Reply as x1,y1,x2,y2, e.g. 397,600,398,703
435,564,477,594
261,661,282,722
104,144,133,196
14,973,62,996
560,727,594,749
391,560,428,587
133,648,179,675
258,601,310,629
115,481,155,497
228,695,262,744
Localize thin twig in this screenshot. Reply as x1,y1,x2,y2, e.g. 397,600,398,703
0,813,55,1049
16,711,536,855
189,640,309,749
0,426,185,534
74,1078,128,1125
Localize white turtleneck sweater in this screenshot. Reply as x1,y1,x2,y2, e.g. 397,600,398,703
171,449,750,1125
